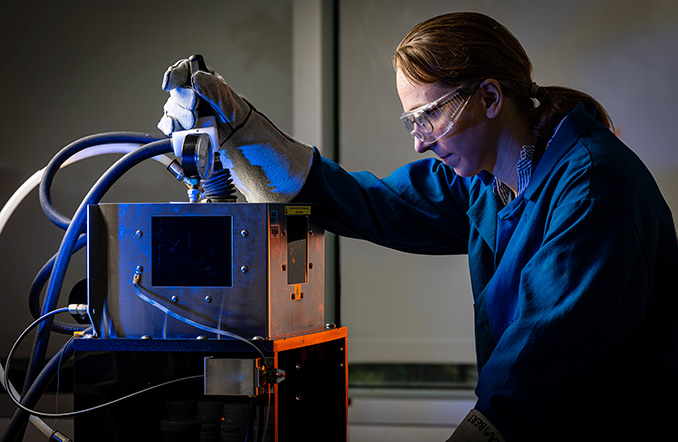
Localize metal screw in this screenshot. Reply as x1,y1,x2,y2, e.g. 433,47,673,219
135,265,144,273
241,229,249,237
240,265,249,273
308,263,313,269
204,295,212,304
171,295,179,303
281,264,287,271
135,230,143,238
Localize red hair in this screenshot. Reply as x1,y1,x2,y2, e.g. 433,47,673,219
393,12,613,142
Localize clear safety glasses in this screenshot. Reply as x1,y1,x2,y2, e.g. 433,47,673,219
400,89,473,144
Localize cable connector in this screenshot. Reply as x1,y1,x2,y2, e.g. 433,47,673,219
166,159,186,182
262,357,286,385
132,265,144,284
67,304,88,317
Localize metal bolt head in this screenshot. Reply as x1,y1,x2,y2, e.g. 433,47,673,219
240,229,249,237
240,265,249,273
204,295,212,304
135,230,143,238
171,295,179,303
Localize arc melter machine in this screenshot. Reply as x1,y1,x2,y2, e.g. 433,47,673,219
2,54,347,442
77,201,347,441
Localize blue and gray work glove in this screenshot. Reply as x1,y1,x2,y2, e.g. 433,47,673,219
157,58,314,202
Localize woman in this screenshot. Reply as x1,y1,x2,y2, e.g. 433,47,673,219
158,12,678,441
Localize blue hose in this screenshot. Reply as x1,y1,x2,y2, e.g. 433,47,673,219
39,132,162,230
21,138,173,427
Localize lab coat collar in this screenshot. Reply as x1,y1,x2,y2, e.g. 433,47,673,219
477,170,494,185
466,102,598,254
467,181,504,254
524,102,598,201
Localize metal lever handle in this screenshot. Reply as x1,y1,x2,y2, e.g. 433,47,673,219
188,54,214,118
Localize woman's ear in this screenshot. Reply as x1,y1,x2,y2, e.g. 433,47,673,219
478,79,503,119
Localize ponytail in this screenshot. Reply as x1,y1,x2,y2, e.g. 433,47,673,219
532,85,614,142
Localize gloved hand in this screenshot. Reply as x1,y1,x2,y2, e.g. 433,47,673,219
446,409,506,442
157,58,314,203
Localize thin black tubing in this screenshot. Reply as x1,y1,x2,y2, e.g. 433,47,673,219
3,306,199,427
2,311,76,442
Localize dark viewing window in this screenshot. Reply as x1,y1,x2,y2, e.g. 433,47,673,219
152,216,232,287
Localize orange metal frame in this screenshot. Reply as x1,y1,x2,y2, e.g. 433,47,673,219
272,327,348,441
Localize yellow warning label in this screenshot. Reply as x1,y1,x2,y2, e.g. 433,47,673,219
284,205,311,216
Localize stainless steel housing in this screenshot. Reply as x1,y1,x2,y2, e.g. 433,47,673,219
87,202,325,340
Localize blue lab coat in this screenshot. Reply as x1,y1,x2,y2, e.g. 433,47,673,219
295,102,678,441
